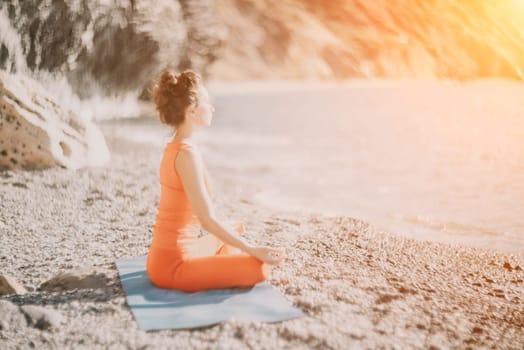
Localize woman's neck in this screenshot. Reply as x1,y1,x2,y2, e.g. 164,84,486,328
172,126,195,143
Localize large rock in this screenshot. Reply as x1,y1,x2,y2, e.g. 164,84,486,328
0,70,110,170
39,268,111,292
0,274,28,296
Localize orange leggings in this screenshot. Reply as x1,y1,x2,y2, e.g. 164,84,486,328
146,222,272,293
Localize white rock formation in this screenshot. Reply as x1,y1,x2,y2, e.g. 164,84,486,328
0,70,110,170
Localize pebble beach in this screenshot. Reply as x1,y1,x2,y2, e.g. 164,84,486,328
1,119,523,350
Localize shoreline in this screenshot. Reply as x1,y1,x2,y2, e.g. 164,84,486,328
247,189,524,257
98,114,524,257
1,125,523,349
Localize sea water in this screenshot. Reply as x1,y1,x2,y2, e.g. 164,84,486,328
108,80,524,255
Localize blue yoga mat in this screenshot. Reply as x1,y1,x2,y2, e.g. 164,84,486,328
115,256,304,331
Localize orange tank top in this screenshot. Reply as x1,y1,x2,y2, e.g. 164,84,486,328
151,141,211,249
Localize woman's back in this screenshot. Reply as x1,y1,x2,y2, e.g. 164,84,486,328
158,142,192,209
152,141,210,247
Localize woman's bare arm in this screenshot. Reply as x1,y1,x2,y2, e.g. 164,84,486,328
175,147,254,252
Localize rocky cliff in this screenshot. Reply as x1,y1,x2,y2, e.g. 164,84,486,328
0,0,224,98
209,0,524,80
2,0,523,92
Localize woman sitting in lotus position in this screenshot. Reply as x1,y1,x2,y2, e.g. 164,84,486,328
146,69,286,292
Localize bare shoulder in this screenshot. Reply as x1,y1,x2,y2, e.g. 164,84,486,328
175,145,202,173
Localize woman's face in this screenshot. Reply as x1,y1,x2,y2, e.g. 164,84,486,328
191,85,214,127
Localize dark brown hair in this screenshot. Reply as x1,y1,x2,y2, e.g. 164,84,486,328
152,69,201,129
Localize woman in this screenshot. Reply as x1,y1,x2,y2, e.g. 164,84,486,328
146,69,287,293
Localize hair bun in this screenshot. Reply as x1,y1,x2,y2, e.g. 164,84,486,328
175,72,189,87
158,70,174,86
152,69,201,128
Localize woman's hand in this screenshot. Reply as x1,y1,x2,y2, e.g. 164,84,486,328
246,246,287,265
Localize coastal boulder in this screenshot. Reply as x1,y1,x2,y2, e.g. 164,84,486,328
0,274,28,296
0,71,110,170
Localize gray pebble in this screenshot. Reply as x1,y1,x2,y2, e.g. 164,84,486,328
20,305,65,330
0,300,27,330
